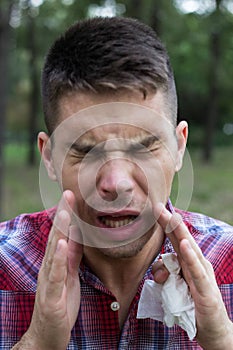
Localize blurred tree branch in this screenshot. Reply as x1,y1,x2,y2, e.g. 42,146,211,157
0,0,14,218
26,1,39,166
203,0,222,161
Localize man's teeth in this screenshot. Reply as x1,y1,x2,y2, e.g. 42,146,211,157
100,216,136,228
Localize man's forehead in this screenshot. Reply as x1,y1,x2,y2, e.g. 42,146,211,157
78,124,153,143
53,102,175,146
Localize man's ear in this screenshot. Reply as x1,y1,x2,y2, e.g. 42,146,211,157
175,121,188,172
38,132,57,181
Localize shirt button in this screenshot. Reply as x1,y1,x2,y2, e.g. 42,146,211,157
110,301,120,311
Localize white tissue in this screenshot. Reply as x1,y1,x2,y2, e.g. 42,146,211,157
137,253,196,340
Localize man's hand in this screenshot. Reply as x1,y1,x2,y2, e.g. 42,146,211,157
153,203,233,350
14,190,83,350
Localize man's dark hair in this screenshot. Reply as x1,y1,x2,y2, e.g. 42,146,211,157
42,16,177,134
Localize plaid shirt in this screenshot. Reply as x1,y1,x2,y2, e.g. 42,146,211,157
1,203,233,349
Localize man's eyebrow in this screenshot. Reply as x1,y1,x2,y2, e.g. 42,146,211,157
130,135,160,149
138,135,160,147
67,135,160,153
68,140,97,153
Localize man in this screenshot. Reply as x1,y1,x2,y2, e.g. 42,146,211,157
1,16,233,349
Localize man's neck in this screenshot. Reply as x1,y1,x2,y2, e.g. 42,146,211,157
83,226,164,327
84,227,164,290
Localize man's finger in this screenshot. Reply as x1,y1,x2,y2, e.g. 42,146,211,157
179,238,215,295
68,225,83,277
47,190,75,246
43,190,76,270
46,239,68,302
152,259,170,284
43,209,71,273
155,203,203,260
154,203,180,253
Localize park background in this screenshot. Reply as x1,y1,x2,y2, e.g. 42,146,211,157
0,0,233,223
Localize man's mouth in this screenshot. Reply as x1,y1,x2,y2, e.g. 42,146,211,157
98,215,138,228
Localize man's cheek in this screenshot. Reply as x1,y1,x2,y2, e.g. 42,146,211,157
141,163,168,204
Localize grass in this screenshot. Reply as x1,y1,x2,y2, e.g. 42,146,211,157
2,143,233,225
2,144,42,220
170,147,233,224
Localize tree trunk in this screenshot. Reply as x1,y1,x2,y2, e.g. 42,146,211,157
149,0,161,35
202,0,222,162
127,0,143,19
203,31,220,161
0,2,13,219
27,5,39,166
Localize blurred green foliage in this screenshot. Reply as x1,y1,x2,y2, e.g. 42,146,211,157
5,0,233,143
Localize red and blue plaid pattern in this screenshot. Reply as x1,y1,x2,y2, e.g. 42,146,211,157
1,203,233,349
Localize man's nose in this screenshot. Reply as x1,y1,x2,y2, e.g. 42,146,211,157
97,159,134,201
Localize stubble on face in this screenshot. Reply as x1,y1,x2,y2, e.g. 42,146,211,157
97,230,155,259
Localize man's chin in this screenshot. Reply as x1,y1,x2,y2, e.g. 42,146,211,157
93,229,155,259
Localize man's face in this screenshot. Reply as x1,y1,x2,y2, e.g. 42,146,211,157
40,90,187,257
